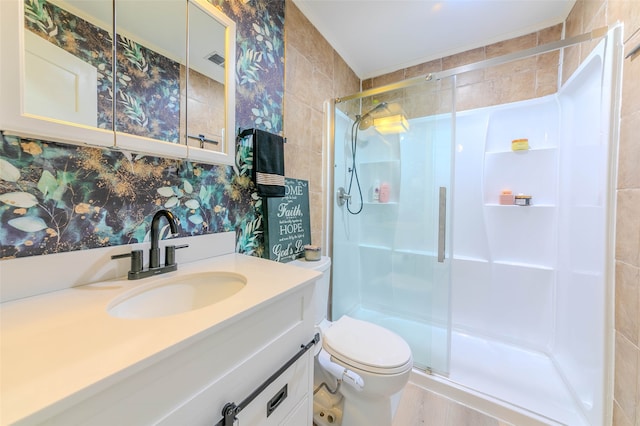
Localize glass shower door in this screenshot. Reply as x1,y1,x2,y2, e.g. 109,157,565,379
331,78,454,373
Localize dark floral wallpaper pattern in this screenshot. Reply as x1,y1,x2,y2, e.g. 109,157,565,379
215,0,285,134
0,0,285,260
0,134,251,258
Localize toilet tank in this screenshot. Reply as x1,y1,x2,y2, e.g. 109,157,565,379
289,256,331,325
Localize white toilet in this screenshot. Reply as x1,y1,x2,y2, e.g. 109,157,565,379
290,256,412,426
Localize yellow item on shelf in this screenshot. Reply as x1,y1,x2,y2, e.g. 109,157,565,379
511,138,529,151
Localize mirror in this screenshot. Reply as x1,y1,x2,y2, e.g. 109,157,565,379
185,0,226,154
21,0,114,137
115,0,186,146
113,0,235,163
185,0,235,164
4,0,236,164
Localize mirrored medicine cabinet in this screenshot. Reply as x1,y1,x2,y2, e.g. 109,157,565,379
0,0,236,166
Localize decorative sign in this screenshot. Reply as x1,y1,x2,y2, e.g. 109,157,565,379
264,178,311,262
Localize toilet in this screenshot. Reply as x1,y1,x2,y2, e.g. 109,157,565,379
290,256,412,426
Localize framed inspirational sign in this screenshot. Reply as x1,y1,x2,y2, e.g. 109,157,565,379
263,178,311,262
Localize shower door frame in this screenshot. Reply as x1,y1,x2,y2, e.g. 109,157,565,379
326,78,457,373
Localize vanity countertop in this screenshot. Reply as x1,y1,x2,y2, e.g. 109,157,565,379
0,253,319,425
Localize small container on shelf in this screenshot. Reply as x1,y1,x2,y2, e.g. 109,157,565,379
499,189,514,205
379,182,390,203
514,194,532,206
511,138,530,151
304,245,321,261
372,180,380,202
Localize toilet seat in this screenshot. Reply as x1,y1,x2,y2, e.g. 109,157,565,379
323,316,412,375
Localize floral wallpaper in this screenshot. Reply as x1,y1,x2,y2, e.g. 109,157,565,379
115,37,181,142
0,0,285,260
214,0,285,133
0,134,263,259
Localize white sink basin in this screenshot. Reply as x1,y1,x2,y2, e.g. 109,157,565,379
107,271,246,319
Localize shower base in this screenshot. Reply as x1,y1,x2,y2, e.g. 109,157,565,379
347,307,588,426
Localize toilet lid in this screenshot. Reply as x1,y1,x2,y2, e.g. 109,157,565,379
323,316,412,375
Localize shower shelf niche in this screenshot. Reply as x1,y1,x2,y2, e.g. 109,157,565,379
483,204,555,208
358,159,400,166
358,243,392,251
363,201,398,206
358,244,437,258
482,148,558,206
492,260,554,270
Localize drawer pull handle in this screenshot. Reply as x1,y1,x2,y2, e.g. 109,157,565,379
266,384,288,417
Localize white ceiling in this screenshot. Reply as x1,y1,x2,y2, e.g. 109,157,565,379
292,0,576,79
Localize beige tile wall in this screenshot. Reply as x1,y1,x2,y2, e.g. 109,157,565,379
179,67,225,151
363,24,563,112
283,0,359,249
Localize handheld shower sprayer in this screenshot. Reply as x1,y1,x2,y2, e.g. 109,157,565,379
341,101,389,215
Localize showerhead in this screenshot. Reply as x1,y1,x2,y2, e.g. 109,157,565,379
357,102,388,130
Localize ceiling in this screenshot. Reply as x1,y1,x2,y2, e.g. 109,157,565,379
292,0,576,79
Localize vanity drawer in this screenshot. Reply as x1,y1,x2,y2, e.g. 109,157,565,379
159,349,313,425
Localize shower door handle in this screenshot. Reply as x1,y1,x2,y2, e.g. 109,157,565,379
438,187,446,263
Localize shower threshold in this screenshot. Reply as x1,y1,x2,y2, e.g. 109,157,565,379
347,307,588,426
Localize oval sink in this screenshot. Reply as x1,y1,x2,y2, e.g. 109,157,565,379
107,271,246,319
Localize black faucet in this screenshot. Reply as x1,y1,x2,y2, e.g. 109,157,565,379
149,209,178,268
111,209,188,280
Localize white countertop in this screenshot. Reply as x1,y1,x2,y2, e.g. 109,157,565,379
0,253,319,425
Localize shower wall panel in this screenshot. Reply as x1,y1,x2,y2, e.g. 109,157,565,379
554,40,612,426
452,96,560,352
450,35,615,424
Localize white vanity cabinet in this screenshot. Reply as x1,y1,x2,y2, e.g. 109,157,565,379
0,253,318,426
20,286,314,426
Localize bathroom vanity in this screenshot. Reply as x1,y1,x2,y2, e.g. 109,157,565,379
0,249,319,425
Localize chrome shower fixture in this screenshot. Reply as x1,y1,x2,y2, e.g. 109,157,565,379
357,102,388,130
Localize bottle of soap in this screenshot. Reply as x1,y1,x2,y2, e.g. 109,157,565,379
379,182,390,203
372,180,380,202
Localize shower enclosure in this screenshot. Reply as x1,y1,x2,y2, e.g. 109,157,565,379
328,27,622,426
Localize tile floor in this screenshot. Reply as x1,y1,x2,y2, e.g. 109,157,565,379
393,383,513,426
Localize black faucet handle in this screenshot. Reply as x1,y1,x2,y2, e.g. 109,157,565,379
165,244,189,267
111,249,143,273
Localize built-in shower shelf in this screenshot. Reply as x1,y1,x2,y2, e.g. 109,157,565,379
359,244,436,257
395,248,437,257
452,255,489,263
483,204,556,208
484,146,558,155
363,201,398,206
482,147,558,205
359,159,400,166
492,260,554,270
358,243,392,251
